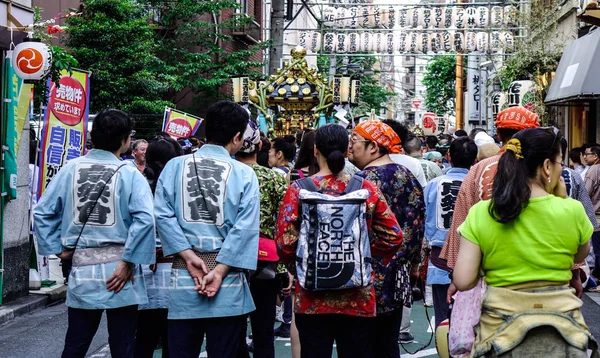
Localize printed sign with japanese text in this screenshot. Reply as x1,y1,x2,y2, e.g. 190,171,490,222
163,108,203,139
38,69,90,198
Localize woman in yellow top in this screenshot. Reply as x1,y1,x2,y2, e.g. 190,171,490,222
454,128,597,357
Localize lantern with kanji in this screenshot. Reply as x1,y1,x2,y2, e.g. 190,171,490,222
12,39,52,83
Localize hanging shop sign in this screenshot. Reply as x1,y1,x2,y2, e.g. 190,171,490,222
3,51,34,200
163,108,203,139
467,55,484,124
38,69,90,197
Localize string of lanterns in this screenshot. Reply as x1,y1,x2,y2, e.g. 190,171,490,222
318,5,518,30
298,30,514,54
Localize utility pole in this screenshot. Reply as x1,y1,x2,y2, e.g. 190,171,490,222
269,0,285,76
455,0,465,129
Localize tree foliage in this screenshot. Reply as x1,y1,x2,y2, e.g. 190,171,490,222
422,56,457,116
143,0,267,109
32,7,79,106
496,49,561,89
65,0,173,114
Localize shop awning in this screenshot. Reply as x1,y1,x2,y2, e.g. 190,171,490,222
545,29,600,105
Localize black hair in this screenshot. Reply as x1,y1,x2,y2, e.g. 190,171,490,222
315,124,348,175
205,101,249,146
271,135,296,162
559,137,568,160
490,128,561,224
404,135,422,155
455,129,468,137
425,135,438,149
570,147,583,165
590,145,600,157
257,137,271,168
382,119,409,145
496,128,520,142
468,128,487,140
146,135,183,193
449,137,477,169
91,109,134,152
294,130,319,175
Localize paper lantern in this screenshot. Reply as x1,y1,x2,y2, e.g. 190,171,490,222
477,7,489,28
420,33,431,53
396,31,408,53
490,31,502,52
12,39,52,82
501,31,515,52
422,8,432,28
373,6,383,28
297,31,308,48
360,6,371,28
466,8,477,28
430,33,442,53
476,32,489,52
308,32,321,53
444,7,454,29
408,32,419,53
323,33,336,53
374,32,385,53
384,6,396,28
453,32,465,53
360,32,372,52
491,6,503,27
411,8,422,28
347,7,359,28
504,5,516,26
433,7,444,28
398,7,409,28
322,6,336,26
454,8,466,29
386,32,395,54
336,33,349,53
442,31,452,52
336,7,348,28
466,32,478,52
348,33,359,53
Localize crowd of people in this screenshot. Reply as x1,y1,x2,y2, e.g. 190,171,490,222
31,100,599,358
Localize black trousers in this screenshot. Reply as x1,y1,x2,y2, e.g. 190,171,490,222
374,307,403,358
134,308,169,358
250,277,280,358
62,305,138,358
592,231,600,278
168,315,246,358
432,284,451,329
295,313,376,358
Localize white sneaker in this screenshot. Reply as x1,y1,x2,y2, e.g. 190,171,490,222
275,305,284,322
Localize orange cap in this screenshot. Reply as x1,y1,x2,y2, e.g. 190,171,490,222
494,106,539,130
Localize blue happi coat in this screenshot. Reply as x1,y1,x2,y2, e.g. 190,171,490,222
154,144,260,319
424,167,469,285
33,149,156,309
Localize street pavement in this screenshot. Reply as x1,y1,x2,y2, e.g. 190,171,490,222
0,294,599,357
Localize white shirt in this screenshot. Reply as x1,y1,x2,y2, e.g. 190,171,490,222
389,154,427,188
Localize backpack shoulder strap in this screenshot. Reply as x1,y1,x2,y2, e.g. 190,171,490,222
344,175,364,194
296,177,319,192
